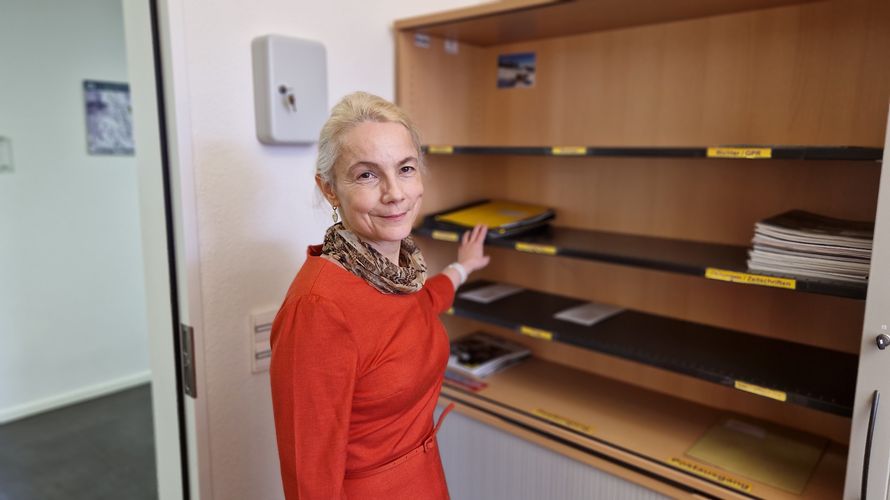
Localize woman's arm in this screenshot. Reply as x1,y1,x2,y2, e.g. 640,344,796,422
270,295,357,500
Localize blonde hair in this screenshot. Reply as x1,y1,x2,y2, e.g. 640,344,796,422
315,91,424,187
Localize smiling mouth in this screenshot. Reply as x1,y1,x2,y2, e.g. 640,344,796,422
379,212,408,220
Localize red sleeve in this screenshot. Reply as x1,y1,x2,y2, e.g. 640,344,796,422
270,294,357,500
418,273,456,315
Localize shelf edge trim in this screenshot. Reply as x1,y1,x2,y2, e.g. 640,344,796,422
705,268,797,290
734,380,788,402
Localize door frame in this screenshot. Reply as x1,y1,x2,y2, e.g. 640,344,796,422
844,107,890,499
123,1,211,498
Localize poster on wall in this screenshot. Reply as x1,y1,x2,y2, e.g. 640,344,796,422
83,80,135,156
497,52,536,89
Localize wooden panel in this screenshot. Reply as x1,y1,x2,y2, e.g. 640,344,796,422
396,32,483,145
396,0,818,46
460,0,890,147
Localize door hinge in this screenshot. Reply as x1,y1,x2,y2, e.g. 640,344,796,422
180,323,197,398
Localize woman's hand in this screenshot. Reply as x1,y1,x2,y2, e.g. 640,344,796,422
443,224,490,289
458,224,490,273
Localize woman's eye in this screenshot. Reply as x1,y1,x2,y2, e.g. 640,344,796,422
400,165,416,174
357,171,376,180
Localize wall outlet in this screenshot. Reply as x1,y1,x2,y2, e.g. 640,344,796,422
250,310,276,373
0,136,13,173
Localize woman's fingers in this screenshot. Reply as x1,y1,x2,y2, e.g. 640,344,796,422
462,225,481,246
471,224,486,243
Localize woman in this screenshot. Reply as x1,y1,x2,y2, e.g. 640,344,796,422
270,91,490,499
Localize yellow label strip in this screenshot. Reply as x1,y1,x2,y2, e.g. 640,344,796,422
705,268,796,290
669,457,752,492
427,145,454,154
431,230,459,242
734,381,788,402
706,147,772,159
515,242,557,255
534,408,595,436
551,146,588,156
519,325,553,340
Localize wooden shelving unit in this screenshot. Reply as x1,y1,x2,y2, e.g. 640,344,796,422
395,0,890,497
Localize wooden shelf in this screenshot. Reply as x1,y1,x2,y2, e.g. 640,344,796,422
422,145,884,161
441,357,846,499
415,218,868,299
395,0,821,46
449,280,858,416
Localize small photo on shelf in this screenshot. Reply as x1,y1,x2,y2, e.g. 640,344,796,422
431,199,555,239
448,331,531,379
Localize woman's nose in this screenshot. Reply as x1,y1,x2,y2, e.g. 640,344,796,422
381,179,406,203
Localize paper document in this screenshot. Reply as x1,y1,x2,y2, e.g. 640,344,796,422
458,284,523,304
554,302,623,326
685,417,826,494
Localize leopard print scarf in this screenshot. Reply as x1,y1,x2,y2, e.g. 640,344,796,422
321,222,427,294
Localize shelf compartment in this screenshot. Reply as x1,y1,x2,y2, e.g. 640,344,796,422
421,145,884,161
440,357,846,499
416,218,868,299
448,280,858,416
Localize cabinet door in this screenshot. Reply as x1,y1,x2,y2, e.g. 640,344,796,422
846,107,890,500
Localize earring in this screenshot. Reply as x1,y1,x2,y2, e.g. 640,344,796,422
331,205,340,223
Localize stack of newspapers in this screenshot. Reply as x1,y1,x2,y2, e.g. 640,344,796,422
748,210,873,284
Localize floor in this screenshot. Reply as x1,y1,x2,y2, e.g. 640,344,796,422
0,384,157,500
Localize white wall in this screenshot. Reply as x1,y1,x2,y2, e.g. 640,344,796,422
163,0,485,498
0,0,150,422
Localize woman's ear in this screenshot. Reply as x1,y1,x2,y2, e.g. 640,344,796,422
315,174,338,207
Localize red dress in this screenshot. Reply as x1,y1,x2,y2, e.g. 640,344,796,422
270,245,455,499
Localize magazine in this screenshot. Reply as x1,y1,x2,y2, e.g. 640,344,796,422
754,210,873,247
448,332,531,378
748,210,874,283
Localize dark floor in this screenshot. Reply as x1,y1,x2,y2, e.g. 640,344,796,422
0,384,157,500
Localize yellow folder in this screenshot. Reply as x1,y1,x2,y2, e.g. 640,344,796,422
685,417,826,494
435,200,553,230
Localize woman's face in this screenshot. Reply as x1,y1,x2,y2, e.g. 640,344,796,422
321,121,423,252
